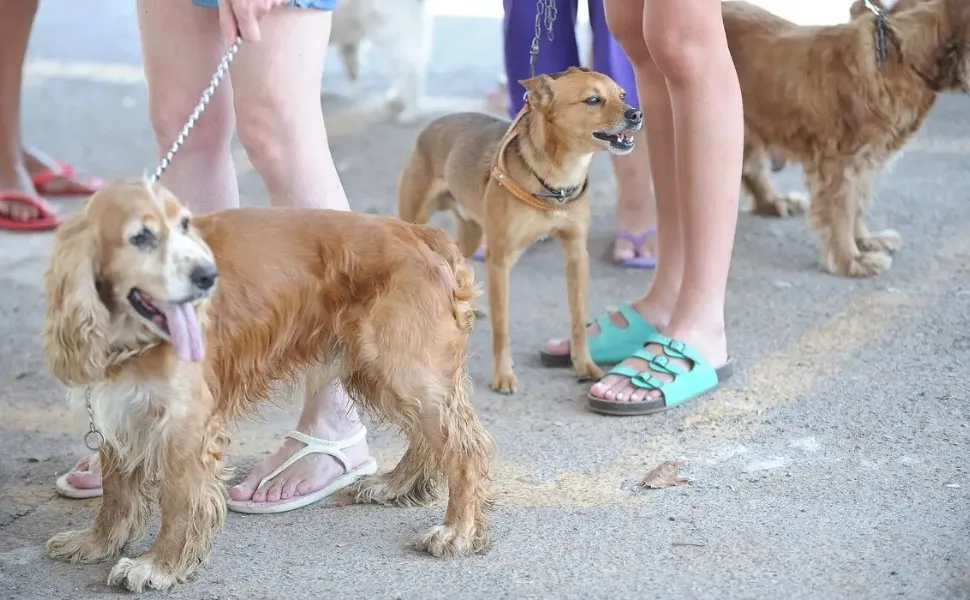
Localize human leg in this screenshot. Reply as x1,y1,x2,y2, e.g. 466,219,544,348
589,0,742,410
588,0,657,267
541,0,682,363
0,0,55,229
138,0,240,213
223,5,371,508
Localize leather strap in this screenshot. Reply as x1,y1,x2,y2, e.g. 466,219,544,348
489,104,588,212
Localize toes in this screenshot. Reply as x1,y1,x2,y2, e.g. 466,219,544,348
280,478,301,500
67,470,102,489
544,338,570,355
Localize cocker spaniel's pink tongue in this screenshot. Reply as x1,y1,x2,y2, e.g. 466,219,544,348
164,303,204,362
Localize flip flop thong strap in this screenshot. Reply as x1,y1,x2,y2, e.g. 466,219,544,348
617,228,658,249
255,427,368,492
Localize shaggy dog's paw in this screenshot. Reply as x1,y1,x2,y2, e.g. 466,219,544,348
490,370,518,395
351,474,441,508
857,229,902,254
753,192,808,217
413,524,491,557
572,359,604,383
46,529,120,564
826,251,893,277
107,555,180,593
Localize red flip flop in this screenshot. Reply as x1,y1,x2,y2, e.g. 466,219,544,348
31,161,103,197
0,191,61,232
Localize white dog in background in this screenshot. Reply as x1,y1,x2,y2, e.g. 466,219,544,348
329,0,431,123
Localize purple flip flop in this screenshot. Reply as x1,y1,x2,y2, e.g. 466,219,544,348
614,228,657,269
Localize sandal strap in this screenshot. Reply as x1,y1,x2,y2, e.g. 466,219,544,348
601,333,719,400
255,427,368,492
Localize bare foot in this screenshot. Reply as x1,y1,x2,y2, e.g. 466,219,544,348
229,429,372,504
0,163,43,221
543,297,670,359
613,229,657,266
588,324,728,404
65,455,103,489
23,147,102,196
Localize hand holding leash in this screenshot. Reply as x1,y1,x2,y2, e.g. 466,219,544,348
218,0,290,47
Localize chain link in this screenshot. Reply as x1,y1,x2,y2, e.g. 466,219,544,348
528,0,558,78
148,36,243,184
83,387,104,451
862,0,890,70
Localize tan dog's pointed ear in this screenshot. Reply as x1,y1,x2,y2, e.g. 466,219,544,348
43,214,112,387
519,74,555,107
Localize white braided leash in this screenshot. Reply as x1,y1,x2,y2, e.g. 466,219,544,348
147,35,243,184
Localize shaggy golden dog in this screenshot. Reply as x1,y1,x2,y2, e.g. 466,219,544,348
42,180,495,592
726,0,970,277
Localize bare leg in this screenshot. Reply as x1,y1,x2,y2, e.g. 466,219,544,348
611,133,658,263
590,0,741,403
223,8,369,503
0,0,42,222
543,0,680,359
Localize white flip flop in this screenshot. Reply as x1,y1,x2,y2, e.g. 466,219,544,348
226,428,377,515
54,455,103,499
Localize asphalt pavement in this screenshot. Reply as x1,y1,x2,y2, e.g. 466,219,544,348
1,2,968,599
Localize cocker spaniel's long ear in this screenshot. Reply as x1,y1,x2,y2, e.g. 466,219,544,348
42,214,111,387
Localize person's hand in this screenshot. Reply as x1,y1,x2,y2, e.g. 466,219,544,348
218,0,290,46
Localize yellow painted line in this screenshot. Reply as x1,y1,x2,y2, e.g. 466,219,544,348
24,59,145,85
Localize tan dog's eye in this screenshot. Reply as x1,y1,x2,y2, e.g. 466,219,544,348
180,216,191,233
619,92,626,102
129,226,157,250
584,96,602,106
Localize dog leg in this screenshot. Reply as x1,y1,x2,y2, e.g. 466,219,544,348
742,143,808,217
852,172,902,254
397,157,440,225
411,371,495,557
807,163,892,277
339,42,361,82
486,234,524,394
107,423,228,593
557,227,603,382
47,447,153,565
455,217,484,259
351,432,443,507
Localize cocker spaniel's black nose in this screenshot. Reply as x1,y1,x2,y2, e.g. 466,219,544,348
190,263,219,291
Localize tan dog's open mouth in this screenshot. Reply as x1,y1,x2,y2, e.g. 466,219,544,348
127,288,206,361
594,115,643,155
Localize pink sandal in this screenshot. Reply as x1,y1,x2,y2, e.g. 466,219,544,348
31,161,103,197
0,191,61,232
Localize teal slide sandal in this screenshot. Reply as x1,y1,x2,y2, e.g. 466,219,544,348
539,303,659,368
587,332,734,417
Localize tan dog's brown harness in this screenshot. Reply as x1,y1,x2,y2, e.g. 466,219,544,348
489,103,589,212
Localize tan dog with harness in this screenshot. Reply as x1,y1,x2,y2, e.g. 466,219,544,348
397,67,643,393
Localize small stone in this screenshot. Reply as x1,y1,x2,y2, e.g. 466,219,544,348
944,483,960,489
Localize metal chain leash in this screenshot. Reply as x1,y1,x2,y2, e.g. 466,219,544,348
529,0,558,78
82,36,243,452
862,0,891,70
149,36,243,184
